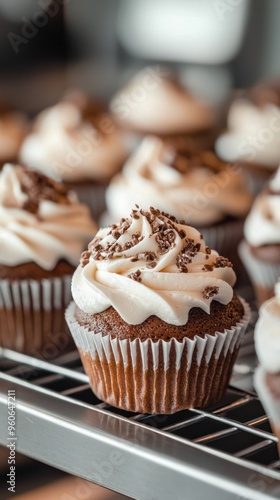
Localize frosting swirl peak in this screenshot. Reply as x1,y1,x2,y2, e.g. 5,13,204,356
72,206,236,325
244,168,280,247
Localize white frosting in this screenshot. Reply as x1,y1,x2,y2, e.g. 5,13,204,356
20,102,127,182
244,179,280,246
255,281,280,372
106,137,252,226
0,112,27,161
72,207,236,325
215,99,280,168
269,164,280,192
110,70,214,134
0,164,97,269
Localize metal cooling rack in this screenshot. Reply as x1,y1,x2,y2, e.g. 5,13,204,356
0,345,280,500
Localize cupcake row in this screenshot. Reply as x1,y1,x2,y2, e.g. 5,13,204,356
3,71,280,298
0,69,280,428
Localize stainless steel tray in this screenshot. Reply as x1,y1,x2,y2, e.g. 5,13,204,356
0,340,280,500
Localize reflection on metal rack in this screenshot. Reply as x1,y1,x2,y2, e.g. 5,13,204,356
0,348,279,500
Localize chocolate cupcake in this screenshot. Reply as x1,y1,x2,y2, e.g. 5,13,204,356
254,281,280,454
110,69,217,150
0,163,97,357
20,91,128,220
105,136,252,274
66,206,250,414
215,82,280,194
0,102,27,167
239,167,280,305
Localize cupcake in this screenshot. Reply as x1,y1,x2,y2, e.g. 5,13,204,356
254,281,280,454
19,91,128,220
215,83,280,193
239,167,280,305
0,163,97,357
110,69,217,150
105,136,252,274
0,102,27,167
66,206,250,414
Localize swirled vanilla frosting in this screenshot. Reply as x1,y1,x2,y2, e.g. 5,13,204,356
20,92,127,182
255,281,280,373
110,70,214,134
244,168,280,247
0,164,97,269
106,137,252,226
72,206,236,325
215,99,280,168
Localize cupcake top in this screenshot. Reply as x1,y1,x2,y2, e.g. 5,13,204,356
244,167,280,248
0,164,97,270
106,136,252,226
72,206,236,326
110,70,214,135
255,281,280,373
20,91,128,183
215,97,280,168
0,107,27,162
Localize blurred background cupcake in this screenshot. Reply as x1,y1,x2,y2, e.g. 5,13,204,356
215,81,280,194
105,136,252,275
239,165,280,305
0,101,28,168
66,206,250,414
110,69,217,150
254,281,280,455
20,90,129,220
0,163,97,358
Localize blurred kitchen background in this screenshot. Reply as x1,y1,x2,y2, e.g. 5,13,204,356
0,0,279,115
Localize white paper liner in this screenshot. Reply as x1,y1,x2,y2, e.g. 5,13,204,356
0,275,73,357
254,367,280,431
66,297,250,413
239,240,280,297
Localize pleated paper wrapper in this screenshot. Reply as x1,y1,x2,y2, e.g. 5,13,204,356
66,298,250,414
0,275,74,358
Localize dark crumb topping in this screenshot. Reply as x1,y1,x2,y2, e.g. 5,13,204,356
80,206,226,275
161,143,227,176
127,269,141,282
19,166,70,214
203,256,233,272
203,286,219,299
80,250,91,267
215,256,233,268
176,238,201,272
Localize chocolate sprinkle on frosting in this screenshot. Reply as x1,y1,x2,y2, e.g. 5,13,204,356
203,286,219,299
19,166,70,214
128,269,142,282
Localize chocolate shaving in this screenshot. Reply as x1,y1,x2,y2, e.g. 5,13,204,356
203,264,214,272
127,269,142,282
214,256,233,268
80,250,91,268
19,166,70,214
203,286,219,299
